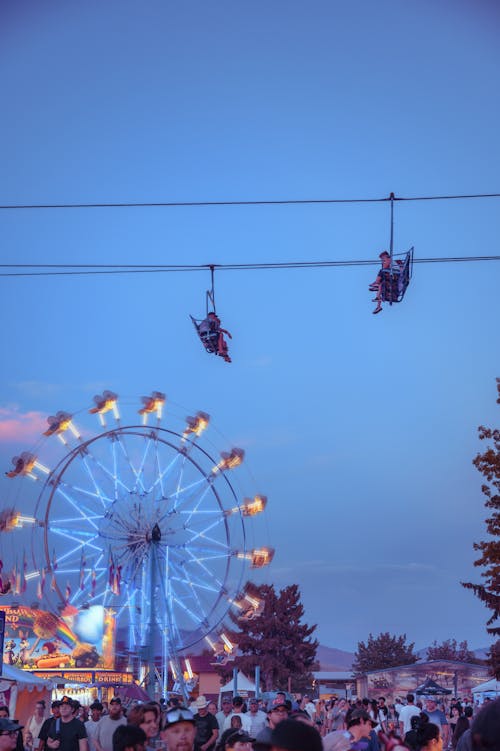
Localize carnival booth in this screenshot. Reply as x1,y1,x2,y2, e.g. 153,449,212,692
0,664,54,725
472,678,500,701
219,671,257,703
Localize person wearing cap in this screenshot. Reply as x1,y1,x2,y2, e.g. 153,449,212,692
159,707,196,751
221,700,250,734
85,704,103,751
215,701,232,733
246,699,266,738
0,719,24,751
45,697,87,751
193,697,218,751
254,700,289,750
270,718,322,751
38,703,62,751
224,731,254,751
94,700,125,751
345,709,377,751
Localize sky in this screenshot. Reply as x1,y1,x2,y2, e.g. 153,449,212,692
0,0,499,656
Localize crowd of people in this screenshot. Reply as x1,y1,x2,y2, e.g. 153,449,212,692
0,691,498,751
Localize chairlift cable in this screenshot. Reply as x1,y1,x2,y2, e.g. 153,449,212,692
0,256,498,277
0,191,500,210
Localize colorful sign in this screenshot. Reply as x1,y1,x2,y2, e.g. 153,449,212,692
0,611,4,677
0,604,115,670
32,670,134,684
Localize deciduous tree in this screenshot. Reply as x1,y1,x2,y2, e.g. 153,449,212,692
352,632,418,675
426,639,475,662
216,583,318,692
462,379,500,676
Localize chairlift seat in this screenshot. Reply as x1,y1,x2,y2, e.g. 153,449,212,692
190,315,219,354
380,247,414,303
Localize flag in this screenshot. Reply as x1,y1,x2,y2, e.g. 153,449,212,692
65,581,71,603
20,552,27,594
91,566,97,598
37,567,46,600
79,549,86,590
112,564,122,596
108,548,115,588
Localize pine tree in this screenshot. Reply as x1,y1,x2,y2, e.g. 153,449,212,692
462,378,500,676
352,632,418,675
217,583,318,692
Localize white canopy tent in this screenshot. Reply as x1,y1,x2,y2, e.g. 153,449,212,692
219,671,256,696
471,678,500,695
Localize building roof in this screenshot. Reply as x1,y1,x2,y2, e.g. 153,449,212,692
361,659,488,675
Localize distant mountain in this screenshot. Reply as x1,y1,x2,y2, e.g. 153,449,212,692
416,645,491,661
316,644,354,671
316,644,490,672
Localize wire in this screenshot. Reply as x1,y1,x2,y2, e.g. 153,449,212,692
0,256,498,277
0,192,499,210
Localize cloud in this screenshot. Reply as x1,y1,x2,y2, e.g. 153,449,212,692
0,406,47,443
11,381,63,398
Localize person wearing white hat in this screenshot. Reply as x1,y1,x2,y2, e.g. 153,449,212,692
193,698,218,751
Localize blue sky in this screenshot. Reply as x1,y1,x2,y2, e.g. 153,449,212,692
1,0,499,654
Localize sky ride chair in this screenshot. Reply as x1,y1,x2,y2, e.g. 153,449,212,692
371,193,414,314
379,247,414,304
190,266,232,363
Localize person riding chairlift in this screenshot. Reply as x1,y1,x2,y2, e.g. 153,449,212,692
199,312,232,363
369,251,404,315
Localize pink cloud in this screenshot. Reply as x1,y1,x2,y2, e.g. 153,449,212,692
0,407,47,443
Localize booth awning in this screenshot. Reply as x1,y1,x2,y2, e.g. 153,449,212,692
471,678,500,694
1,664,55,689
220,672,256,694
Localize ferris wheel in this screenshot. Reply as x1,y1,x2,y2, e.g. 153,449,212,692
2,390,273,694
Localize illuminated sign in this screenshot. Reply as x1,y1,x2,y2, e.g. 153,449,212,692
1,605,116,671
32,670,134,684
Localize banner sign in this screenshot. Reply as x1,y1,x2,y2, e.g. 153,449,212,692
1,605,115,670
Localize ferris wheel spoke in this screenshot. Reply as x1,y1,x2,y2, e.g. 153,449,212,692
178,547,226,591
171,480,212,518
185,522,230,550
52,484,103,530
51,528,103,560
147,447,183,496
67,482,115,506
83,450,132,497
115,433,148,494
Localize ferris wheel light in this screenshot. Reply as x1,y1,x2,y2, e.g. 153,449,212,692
34,460,51,475
241,495,267,516
220,632,234,651
204,635,216,650
184,658,193,678
68,421,81,439
213,448,244,473
183,411,210,440
250,547,274,568
169,660,178,679
16,515,37,526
